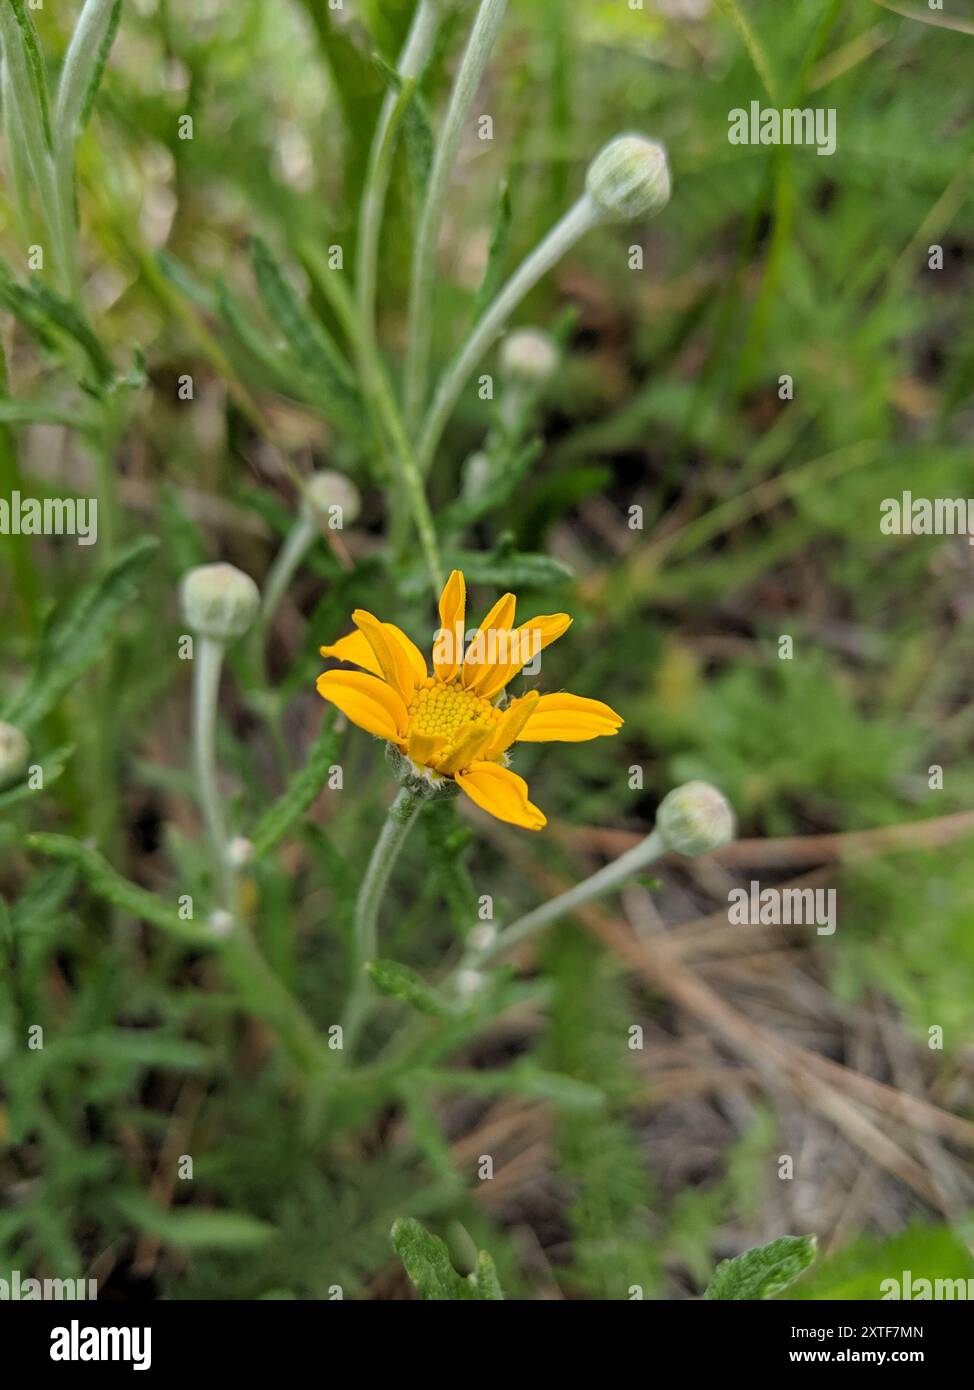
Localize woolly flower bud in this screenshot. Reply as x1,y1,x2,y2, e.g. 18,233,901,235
500,328,558,384
655,781,734,856
0,722,29,787
586,133,671,223
303,470,361,526
181,563,259,643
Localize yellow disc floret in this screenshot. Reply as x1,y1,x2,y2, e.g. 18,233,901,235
408,677,500,752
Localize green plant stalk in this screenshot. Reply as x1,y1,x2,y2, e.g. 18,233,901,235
356,0,440,341
472,828,665,966
364,831,668,1094
189,638,330,1077
221,923,332,1079
404,0,509,430
260,510,316,633
343,785,425,1056
315,243,444,591
192,634,232,907
416,194,600,476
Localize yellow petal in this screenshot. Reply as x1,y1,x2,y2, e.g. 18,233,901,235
484,690,540,759
315,670,408,745
320,629,382,678
462,592,516,690
433,723,495,777
352,609,417,703
407,730,447,768
382,622,428,685
456,761,547,831
476,613,573,700
434,570,466,682
517,691,623,742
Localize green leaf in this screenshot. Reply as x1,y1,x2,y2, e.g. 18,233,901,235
390,1218,474,1301
78,0,123,129
472,182,512,320
0,260,113,386
48,1031,208,1072
790,1224,974,1301
26,833,215,947
367,959,458,1018
250,715,340,859
446,547,574,590
115,1193,276,1251
473,1250,504,1301
3,536,157,731
6,0,53,149
423,1062,605,1111
441,439,540,533
0,393,98,430
370,53,432,200
248,236,360,429
705,1234,817,1300
0,744,72,813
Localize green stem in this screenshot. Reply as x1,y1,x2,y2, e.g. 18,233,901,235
314,242,444,592
221,923,331,1078
416,194,600,476
192,634,231,907
260,510,316,632
356,0,440,342
472,828,666,967
343,785,424,1056
404,0,509,430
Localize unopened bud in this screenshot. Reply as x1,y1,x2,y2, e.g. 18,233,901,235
181,563,259,643
655,781,734,856
303,470,361,525
0,722,29,786
500,328,558,383
586,133,671,223
228,836,253,868
208,909,235,938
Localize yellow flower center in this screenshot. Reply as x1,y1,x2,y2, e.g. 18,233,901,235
408,677,499,746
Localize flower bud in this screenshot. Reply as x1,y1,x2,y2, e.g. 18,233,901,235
655,781,734,856
228,836,253,868
0,722,29,787
208,909,235,938
181,563,260,643
303,470,361,526
586,133,671,223
500,328,558,384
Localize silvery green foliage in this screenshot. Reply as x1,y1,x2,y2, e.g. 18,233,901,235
704,1235,817,1300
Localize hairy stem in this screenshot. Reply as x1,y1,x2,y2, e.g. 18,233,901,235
474,828,666,966
416,194,600,476
192,634,231,907
343,785,424,1056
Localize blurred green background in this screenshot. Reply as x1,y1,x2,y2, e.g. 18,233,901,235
2,0,974,1299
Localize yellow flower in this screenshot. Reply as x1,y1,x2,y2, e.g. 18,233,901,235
316,570,623,831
